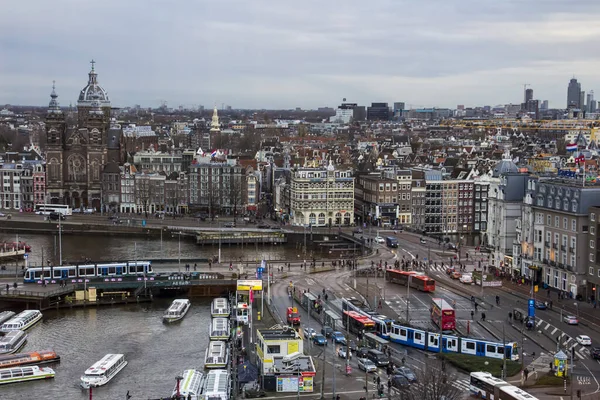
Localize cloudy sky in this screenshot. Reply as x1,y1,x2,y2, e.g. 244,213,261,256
1,0,599,109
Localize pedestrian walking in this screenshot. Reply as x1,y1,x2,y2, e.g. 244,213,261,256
524,368,529,380
471,310,474,320
481,312,486,321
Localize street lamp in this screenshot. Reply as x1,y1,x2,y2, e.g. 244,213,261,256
178,232,182,273
574,302,579,318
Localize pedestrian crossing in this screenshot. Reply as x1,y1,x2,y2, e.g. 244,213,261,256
534,318,588,360
396,378,470,394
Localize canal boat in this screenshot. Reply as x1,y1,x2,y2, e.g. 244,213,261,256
0,331,28,355
0,311,15,326
0,350,60,368
0,310,42,333
172,369,204,400
209,318,230,341
80,354,127,388
204,341,229,369
211,298,230,317
0,366,55,385
163,299,191,323
202,369,230,400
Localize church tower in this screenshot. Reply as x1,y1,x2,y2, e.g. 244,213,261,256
77,60,111,133
210,106,221,134
45,82,66,196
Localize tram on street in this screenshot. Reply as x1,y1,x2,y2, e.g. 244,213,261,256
385,269,436,292
430,298,456,331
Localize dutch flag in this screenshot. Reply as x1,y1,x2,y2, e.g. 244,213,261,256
210,150,217,157
566,143,578,152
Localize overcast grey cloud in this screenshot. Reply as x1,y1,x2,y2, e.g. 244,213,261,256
1,0,599,109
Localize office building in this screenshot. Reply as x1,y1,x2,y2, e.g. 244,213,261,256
525,88,533,103
366,103,390,121
289,162,354,227
567,78,581,108
329,102,357,124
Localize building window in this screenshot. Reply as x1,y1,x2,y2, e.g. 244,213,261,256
591,226,596,236
572,219,576,232
555,216,559,228
590,267,594,276
563,218,567,230
590,253,595,263
592,213,596,222
267,345,281,354
590,240,595,249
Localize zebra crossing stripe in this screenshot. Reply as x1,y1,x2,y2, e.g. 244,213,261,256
551,327,558,335
565,337,572,344
545,323,551,330
536,319,544,327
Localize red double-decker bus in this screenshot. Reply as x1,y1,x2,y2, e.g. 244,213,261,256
431,298,456,331
342,310,376,335
385,270,435,292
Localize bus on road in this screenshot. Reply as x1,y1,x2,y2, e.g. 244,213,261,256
469,372,510,399
430,298,456,331
385,270,435,292
34,204,72,216
342,311,375,335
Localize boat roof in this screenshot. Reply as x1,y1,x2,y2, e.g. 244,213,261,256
211,318,229,329
85,354,125,375
208,341,226,354
0,330,26,343
205,369,229,393
167,299,189,312
179,369,203,392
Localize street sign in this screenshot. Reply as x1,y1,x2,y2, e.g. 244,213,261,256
528,299,535,318
23,254,28,258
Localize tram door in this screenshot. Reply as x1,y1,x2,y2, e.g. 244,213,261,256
116,266,123,276
99,266,108,276
476,342,485,356
61,269,69,279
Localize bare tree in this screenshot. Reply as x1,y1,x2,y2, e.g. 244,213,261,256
388,359,463,400
230,175,245,222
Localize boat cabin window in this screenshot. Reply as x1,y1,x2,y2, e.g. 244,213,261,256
0,371,10,379
12,370,22,377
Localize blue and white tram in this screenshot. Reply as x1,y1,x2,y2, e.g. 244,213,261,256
23,261,153,283
386,321,519,360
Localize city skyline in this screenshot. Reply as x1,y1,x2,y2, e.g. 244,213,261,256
1,0,599,109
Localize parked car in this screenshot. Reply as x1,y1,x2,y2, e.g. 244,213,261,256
447,243,457,251
0,212,11,219
576,335,592,346
374,236,385,244
590,347,600,359
459,274,473,284
223,222,236,228
257,224,270,229
321,326,333,338
312,334,327,346
83,208,95,214
357,358,377,373
563,315,579,325
303,327,316,339
332,331,346,345
394,366,417,383
535,301,547,310
337,346,351,359
420,238,426,244
391,375,411,390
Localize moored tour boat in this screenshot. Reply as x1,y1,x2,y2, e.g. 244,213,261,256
0,310,42,333
211,298,230,317
202,369,230,400
0,350,60,369
163,299,191,323
209,318,230,341
0,366,55,385
0,311,15,326
0,331,28,355
204,341,229,369
80,354,127,388
172,369,204,400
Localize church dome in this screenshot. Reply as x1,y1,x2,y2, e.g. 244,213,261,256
77,61,110,107
492,159,518,177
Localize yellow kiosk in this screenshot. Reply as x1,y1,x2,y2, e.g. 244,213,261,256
554,350,568,377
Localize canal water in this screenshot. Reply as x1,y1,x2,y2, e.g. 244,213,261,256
0,232,329,267
1,299,212,400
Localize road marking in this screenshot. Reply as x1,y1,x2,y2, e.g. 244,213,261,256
576,350,586,360
545,323,551,330
565,337,572,344
551,327,558,335
536,319,543,327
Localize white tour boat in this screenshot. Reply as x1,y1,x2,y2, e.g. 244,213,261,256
163,299,191,323
0,331,28,355
172,369,204,400
203,369,230,400
0,310,42,333
204,341,229,369
211,298,230,317
209,318,230,341
80,354,127,388
0,366,55,385
0,311,15,326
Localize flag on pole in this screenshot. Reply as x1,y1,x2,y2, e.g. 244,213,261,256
210,149,217,157
249,289,254,303
566,143,578,152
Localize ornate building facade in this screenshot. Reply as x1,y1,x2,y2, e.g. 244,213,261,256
45,61,111,209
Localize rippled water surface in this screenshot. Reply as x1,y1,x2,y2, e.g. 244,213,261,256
0,300,211,400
